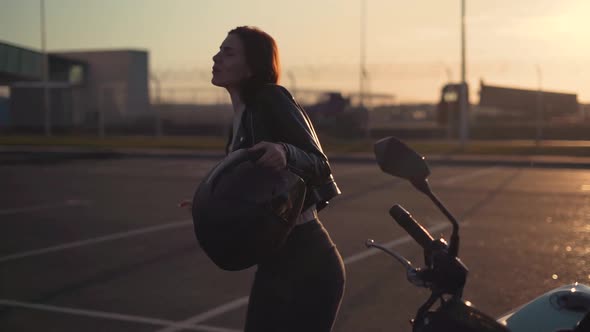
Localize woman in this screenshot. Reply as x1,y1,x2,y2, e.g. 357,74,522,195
211,26,345,331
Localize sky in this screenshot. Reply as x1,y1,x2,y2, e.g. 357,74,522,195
1,0,589,103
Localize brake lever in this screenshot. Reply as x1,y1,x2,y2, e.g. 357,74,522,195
366,239,431,288
366,239,413,270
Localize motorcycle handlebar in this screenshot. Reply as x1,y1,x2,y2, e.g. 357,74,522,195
390,205,434,250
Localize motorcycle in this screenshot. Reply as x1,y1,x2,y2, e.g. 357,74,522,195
366,136,590,332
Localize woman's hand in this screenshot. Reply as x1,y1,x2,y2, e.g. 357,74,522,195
178,199,192,209
249,141,287,171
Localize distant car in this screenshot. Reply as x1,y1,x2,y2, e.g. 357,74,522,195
303,92,367,137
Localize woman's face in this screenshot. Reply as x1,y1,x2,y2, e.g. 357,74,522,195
211,33,251,88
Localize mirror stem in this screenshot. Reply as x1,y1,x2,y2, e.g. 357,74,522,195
412,178,460,257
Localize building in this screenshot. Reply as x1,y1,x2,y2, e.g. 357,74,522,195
0,40,150,129
478,81,579,122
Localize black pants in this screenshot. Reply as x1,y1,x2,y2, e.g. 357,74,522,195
244,219,345,332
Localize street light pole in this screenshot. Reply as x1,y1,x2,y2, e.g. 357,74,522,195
360,0,370,138
41,0,51,136
535,65,543,147
459,0,468,148
287,70,297,97
444,66,453,140
461,0,466,84
150,73,162,137
360,0,366,108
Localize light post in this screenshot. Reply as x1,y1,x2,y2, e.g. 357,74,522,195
359,0,367,109
535,65,543,147
287,70,297,97
41,0,51,136
150,73,162,137
440,64,453,140
459,0,469,148
360,0,370,137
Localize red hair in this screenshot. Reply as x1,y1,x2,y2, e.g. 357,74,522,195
228,26,281,103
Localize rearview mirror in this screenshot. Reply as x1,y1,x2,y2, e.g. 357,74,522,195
374,136,430,182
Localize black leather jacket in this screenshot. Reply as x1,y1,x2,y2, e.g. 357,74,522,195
226,84,341,212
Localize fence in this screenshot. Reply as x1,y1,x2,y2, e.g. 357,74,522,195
2,63,590,140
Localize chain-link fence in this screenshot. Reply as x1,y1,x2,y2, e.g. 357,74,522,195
2,62,590,140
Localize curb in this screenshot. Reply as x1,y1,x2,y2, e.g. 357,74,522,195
327,155,590,169
1,146,590,169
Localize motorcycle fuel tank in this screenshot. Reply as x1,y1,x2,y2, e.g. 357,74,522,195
498,283,590,332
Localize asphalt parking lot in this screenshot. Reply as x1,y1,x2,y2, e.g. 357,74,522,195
2,155,590,331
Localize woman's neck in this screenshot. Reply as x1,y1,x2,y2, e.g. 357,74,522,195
227,87,246,114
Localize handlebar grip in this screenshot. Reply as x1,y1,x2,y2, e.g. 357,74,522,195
390,205,434,250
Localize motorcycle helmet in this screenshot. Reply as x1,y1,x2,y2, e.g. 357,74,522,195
191,148,307,271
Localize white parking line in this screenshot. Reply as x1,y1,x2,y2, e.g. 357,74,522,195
0,299,240,332
0,220,192,264
157,221,452,332
0,199,91,216
156,297,250,332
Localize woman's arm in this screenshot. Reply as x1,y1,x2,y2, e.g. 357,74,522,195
254,85,332,185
